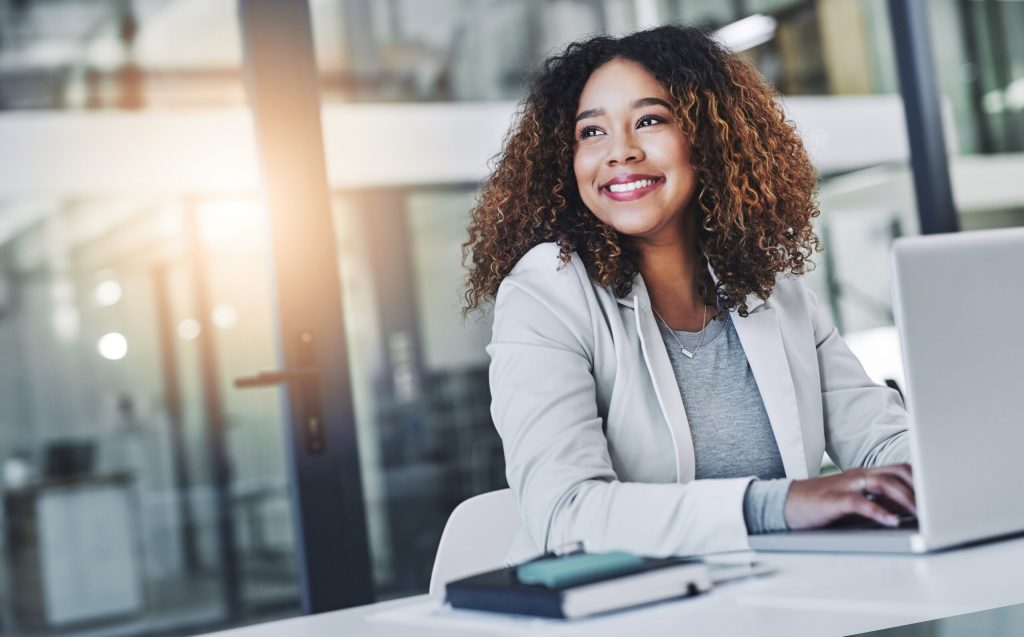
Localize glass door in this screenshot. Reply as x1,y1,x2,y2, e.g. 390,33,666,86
0,195,304,637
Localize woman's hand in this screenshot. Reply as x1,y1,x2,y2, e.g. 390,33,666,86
784,464,916,530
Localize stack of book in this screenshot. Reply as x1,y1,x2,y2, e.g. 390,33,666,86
445,551,714,619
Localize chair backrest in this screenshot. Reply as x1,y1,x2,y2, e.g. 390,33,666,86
428,488,520,598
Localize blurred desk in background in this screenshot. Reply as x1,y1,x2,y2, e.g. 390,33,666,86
3,472,142,630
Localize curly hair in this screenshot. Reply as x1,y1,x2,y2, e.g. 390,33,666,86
463,24,821,317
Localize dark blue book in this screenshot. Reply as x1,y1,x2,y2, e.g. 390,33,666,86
445,553,712,619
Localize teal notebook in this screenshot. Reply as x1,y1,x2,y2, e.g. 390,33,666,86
516,551,645,588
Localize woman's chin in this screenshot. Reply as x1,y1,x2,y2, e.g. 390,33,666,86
595,214,655,236
608,219,675,242
615,227,655,240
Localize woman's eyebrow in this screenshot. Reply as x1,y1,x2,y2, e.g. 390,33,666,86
634,97,672,110
575,97,672,123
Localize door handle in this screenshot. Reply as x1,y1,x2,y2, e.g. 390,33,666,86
232,332,326,454
233,367,318,389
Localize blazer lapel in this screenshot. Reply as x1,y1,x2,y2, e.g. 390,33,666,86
730,298,809,479
627,276,696,484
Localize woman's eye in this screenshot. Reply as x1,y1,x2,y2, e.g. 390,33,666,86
637,115,663,128
579,126,604,139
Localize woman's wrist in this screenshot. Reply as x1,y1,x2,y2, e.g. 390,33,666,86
743,478,794,534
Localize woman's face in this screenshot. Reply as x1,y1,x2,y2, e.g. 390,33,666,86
573,58,698,246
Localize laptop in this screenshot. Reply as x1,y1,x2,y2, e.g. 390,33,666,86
750,226,1024,553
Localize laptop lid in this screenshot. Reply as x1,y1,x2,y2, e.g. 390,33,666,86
891,227,1024,550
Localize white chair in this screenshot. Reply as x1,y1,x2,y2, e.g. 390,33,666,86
428,488,522,598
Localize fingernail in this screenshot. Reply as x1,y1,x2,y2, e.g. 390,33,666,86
888,515,899,526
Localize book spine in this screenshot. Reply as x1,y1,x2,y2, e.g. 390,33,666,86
446,586,565,619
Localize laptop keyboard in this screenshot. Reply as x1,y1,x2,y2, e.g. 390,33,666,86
827,514,919,531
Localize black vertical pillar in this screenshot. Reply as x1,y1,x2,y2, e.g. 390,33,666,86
151,264,201,576
184,200,243,620
888,0,959,235
237,0,375,612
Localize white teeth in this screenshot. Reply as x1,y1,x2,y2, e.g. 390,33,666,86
607,178,657,193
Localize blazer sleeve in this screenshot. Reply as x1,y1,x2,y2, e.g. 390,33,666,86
487,256,754,558
807,284,912,469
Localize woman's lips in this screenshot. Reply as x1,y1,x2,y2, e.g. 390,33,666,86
601,177,664,202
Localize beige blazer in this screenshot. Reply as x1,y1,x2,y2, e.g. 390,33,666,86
488,242,910,564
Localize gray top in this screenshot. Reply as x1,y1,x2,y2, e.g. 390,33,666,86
656,311,792,533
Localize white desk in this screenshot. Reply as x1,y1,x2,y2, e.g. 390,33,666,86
198,536,1024,637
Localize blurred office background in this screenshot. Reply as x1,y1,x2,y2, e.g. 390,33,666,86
0,0,1021,635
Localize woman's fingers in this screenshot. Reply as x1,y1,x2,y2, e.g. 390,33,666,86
872,463,915,489
862,473,917,515
847,494,901,527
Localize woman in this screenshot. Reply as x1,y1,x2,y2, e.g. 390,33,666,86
462,25,914,563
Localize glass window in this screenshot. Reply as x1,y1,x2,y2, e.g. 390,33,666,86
0,4,305,635
330,188,501,597
927,0,1024,233
311,0,608,102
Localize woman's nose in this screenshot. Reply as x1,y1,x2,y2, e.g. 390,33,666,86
606,133,644,165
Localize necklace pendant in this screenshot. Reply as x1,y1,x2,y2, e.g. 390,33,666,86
680,347,695,359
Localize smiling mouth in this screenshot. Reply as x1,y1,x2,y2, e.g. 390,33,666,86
601,177,664,201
